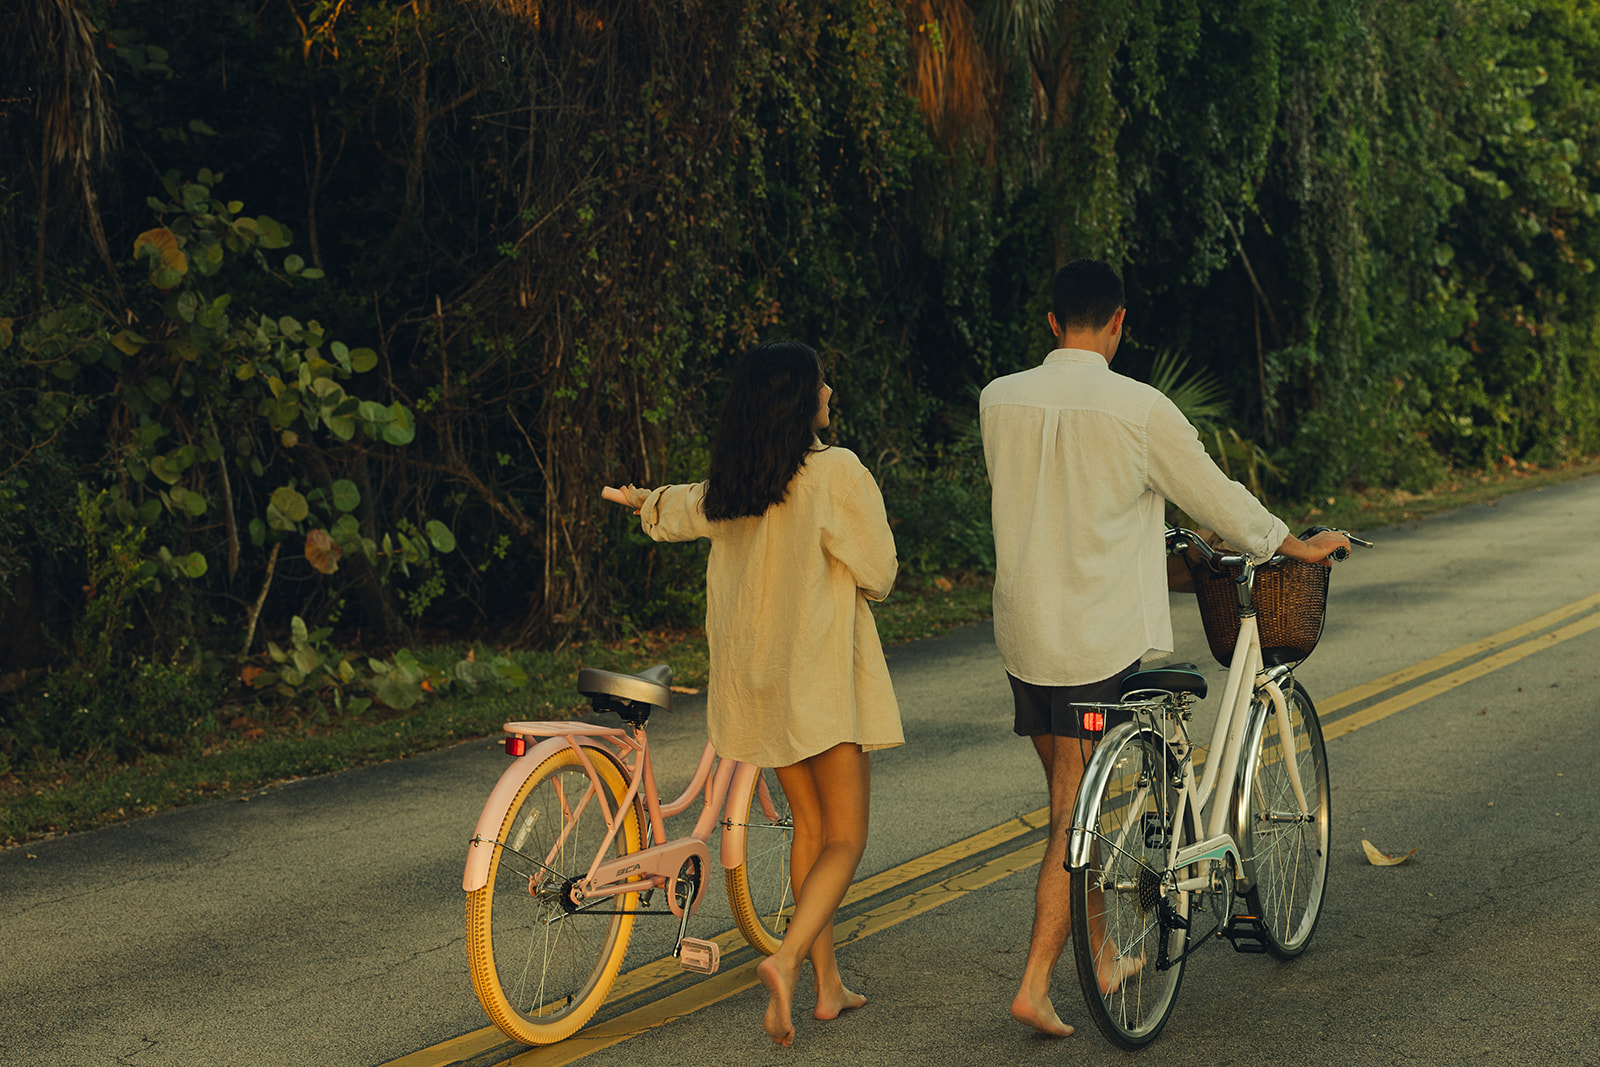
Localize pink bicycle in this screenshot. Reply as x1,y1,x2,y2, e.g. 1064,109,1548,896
462,665,794,1045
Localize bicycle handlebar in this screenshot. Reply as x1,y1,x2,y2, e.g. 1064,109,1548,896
1300,524,1375,562
1165,524,1372,568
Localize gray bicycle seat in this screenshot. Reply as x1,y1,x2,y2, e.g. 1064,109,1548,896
1120,664,1208,701
577,664,674,715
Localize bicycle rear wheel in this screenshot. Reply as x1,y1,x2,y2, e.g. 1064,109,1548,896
724,766,794,955
1070,726,1191,1049
1239,679,1329,958
466,745,641,1045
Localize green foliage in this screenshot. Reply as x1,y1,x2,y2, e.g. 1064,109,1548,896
12,655,224,765
245,615,527,720
0,490,224,762
8,168,455,669
6,0,1600,743
881,454,995,577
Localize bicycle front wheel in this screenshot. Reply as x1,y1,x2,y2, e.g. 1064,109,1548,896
724,766,794,955
1070,727,1191,1049
1240,679,1330,958
466,745,642,1045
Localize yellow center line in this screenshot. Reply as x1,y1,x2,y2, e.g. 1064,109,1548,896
393,593,1600,1067
502,841,1049,1066
1321,608,1600,741
384,810,1055,1067
594,807,1054,1006
1317,590,1600,714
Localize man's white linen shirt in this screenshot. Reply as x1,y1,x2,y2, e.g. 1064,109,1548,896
980,348,1288,686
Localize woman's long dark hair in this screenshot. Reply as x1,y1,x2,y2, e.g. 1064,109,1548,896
702,340,823,520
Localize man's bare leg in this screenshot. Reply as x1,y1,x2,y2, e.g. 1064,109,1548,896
1009,733,1085,1037
1084,882,1146,994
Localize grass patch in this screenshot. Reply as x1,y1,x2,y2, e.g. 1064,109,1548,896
5,456,1595,849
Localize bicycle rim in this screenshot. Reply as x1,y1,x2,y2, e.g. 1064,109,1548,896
466,746,641,1045
1071,729,1189,1049
1241,681,1330,958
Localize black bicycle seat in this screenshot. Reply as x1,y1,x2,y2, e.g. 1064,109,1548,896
1120,664,1208,701
577,664,674,722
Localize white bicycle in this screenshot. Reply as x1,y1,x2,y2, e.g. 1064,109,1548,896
1066,525,1369,1048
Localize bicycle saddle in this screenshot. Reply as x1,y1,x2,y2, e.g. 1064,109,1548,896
578,664,674,721
1120,664,1208,701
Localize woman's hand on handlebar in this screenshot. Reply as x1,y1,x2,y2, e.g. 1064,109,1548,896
602,484,650,510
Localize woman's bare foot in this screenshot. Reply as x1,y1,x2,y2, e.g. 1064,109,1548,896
757,957,797,1047
1096,948,1146,995
813,983,867,1021
1009,991,1075,1037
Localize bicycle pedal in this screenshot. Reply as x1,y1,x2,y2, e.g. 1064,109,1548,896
1223,914,1269,954
677,938,720,974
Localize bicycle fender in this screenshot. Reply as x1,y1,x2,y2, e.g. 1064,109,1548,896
1066,721,1144,870
462,736,621,893
1229,683,1285,893
717,762,763,870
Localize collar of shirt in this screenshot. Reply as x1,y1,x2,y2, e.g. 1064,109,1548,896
1042,347,1109,368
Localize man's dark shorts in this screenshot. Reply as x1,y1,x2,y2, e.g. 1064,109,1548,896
1008,660,1142,739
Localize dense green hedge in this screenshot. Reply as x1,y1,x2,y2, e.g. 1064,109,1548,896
3,0,1600,763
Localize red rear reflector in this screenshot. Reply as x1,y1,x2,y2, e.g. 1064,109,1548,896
504,736,527,757
1081,711,1106,733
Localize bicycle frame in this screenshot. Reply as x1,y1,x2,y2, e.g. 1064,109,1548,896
1063,527,1356,1049
1067,567,1309,898
462,719,764,905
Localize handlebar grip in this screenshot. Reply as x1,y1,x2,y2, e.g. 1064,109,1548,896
1330,546,1349,563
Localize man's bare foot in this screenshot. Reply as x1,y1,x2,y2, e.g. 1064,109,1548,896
1009,991,1075,1037
756,957,796,1047
1096,949,1146,995
813,984,867,1021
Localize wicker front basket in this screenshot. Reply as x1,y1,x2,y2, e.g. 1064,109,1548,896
1189,558,1330,668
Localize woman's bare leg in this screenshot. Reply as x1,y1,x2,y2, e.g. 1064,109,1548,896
755,743,871,1046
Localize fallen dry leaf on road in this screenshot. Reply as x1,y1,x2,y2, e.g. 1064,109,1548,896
1362,839,1418,866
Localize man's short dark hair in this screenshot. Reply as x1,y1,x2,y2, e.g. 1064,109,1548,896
1052,259,1124,332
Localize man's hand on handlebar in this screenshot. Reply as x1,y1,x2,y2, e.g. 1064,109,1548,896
1283,529,1349,566
1281,525,1373,565
1167,523,1371,567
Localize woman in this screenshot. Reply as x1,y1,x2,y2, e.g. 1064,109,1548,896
603,340,902,1047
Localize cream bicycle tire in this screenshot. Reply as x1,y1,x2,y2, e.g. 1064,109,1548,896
1071,725,1191,1049
724,766,794,955
1239,680,1330,959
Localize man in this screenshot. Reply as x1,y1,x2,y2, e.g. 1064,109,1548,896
979,259,1347,1037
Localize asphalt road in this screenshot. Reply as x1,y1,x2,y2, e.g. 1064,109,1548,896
4,475,1599,1067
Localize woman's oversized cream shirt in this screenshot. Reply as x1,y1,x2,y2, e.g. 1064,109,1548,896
638,445,903,768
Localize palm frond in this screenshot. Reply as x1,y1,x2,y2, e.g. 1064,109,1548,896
906,0,997,150
1148,348,1229,433
8,0,120,171
977,0,1061,59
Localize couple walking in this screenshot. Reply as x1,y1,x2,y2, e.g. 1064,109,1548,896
603,259,1348,1045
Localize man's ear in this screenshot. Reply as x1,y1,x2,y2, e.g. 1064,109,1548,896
1047,311,1061,339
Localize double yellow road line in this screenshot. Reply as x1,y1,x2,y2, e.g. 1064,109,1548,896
1318,590,1600,740
394,590,1600,1067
